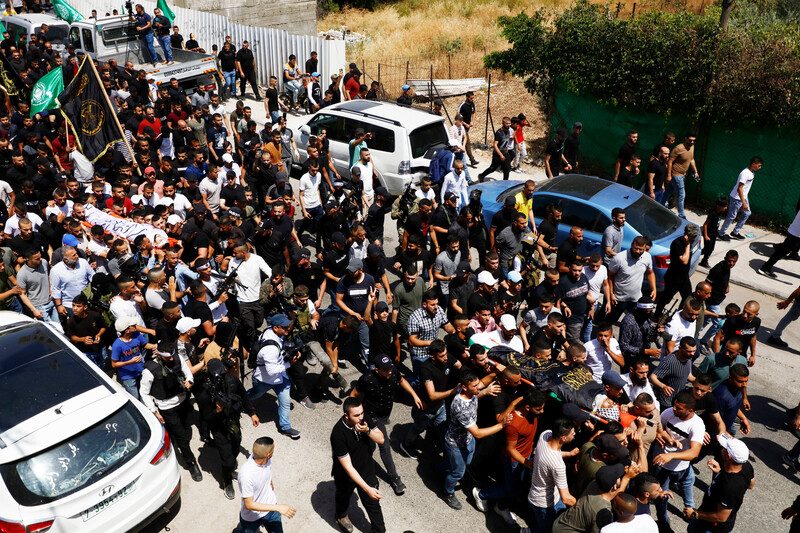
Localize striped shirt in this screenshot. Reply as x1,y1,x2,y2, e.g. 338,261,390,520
528,430,568,508
652,353,692,408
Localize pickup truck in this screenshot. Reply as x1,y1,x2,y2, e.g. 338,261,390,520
5,13,218,93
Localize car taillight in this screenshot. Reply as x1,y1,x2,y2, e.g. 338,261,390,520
0,520,53,533
151,429,172,465
653,254,670,269
398,160,410,175
205,84,216,91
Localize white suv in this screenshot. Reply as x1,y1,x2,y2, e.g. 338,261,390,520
289,100,449,194
0,313,180,533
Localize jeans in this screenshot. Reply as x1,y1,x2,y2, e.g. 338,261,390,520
84,350,106,369
158,35,173,62
237,511,283,533
479,455,529,510
285,79,303,104
664,174,686,217
655,466,695,525
270,110,282,124
775,298,800,339
36,301,62,331
719,196,750,237
404,403,447,448
529,498,566,533
443,438,475,495
223,70,237,97
5,296,22,314
582,301,598,342
249,377,293,432
372,415,399,478
141,33,159,64
121,376,141,400
700,303,723,344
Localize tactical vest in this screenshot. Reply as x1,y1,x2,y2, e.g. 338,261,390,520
145,359,184,400
295,305,313,342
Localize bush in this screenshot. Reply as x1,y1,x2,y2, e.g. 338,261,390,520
485,0,800,128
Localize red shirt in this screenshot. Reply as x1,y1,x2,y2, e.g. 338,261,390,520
105,196,135,215
503,410,537,462
345,77,360,100
138,117,163,137
52,135,76,170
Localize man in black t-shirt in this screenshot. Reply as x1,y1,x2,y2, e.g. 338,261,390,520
402,199,437,253
532,312,568,360
557,261,590,343
330,397,386,533
700,198,730,268
556,226,586,274
64,294,106,368
457,92,478,166
536,203,562,267
264,76,288,124
713,300,761,365
235,41,260,100
700,251,737,349
646,145,669,203
655,224,699,317
564,122,582,170
615,130,638,181
617,154,640,188
544,128,570,179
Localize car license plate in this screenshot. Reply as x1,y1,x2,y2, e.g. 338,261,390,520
81,481,136,521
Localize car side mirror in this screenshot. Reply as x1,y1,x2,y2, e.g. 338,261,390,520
300,125,310,136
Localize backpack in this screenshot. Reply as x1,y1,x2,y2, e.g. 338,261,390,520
428,148,449,184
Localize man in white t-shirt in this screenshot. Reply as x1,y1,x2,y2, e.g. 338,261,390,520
718,156,762,241
652,389,705,530
485,314,525,353
583,254,610,342
298,160,324,239
585,322,624,383
662,298,701,355
5,203,43,238
236,437,296,532
352,148,379,204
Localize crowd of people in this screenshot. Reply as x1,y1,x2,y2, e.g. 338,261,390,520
1,5,800,532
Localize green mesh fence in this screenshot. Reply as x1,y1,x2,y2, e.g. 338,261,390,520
552,88,800,224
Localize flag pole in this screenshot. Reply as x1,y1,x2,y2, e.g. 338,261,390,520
85,55,140,175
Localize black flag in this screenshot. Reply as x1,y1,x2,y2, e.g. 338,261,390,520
0,52,30,104
57,57,122,162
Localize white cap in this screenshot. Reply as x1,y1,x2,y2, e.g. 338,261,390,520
115,316,139,334
176,317,201,334
221,153,234,164
477,271,497,286
717,433,749,464
500,314,517,331
167,214,182,226
158,197,174,207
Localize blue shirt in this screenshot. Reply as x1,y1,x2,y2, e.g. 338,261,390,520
135,13,153,36
111,332,148,381
713,381,742,434
184,162,208,183
50,258,94,308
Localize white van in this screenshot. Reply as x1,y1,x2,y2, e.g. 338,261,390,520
0,314,180,533
1,14,70,53
289,100,450,194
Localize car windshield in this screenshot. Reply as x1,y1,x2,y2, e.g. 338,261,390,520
0,324,111,434
2,403,150,505
39,25,69,45
625,196,681,241
409,122,448,159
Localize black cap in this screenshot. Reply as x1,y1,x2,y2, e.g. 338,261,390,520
595,433,630,459
331,231,346,244
456,261,471,275
367,243,382,256
374,354,393,370
275,171,287,184
595,464,626,492
557,128,568,137
375,301,389,313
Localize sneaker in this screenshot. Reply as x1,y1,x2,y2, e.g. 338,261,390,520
784,453,800,472
729,232,745,240
493,503,518,525
443,492,462,510
400,441,420,459
768,336,789,348
223,482,235,500
300,397,316,410
698,260,710,268
757,268,777,279
717,234,731,241
305,350,319,366
389,475,406,495
189,463,203,482
472,486,488,512
513,168,524,173
336,516,354,533
278,428,301,440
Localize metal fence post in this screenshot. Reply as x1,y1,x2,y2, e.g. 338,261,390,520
485,72,492,145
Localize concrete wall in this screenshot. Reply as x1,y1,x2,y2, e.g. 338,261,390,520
174,0,317,36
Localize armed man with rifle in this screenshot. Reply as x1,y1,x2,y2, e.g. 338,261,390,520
618,295,669,368
196,357,259,500
139,342,203,482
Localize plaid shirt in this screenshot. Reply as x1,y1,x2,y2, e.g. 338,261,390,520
407,306,449,361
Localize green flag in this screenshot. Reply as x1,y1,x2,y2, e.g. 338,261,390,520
157,0,176,22
52,0,83,23
31,67,64,117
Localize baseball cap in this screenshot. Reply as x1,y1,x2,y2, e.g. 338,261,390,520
367,243,382,257
144,166,156,175
500,314,517,331
268,314,292,328
350,166,362,176
62,234,79,247
222,153,234,164
402,84,410,90
293,247,311,262
456,261,471,276
375,301,389,313
347,258,363,272
718,433,749,464
333,180,344,187
595,433,630,459
115,316,139,334
686,224,699,238
602,370,627,389
311,71,319,77
228,206,242,218
159,197,174,207
507,271,523,283
595,464,626,492
275,171,288,183
325,199,338,210
176,317,201,334
166,214,182,226
185,173,198,183
331,232,346,244
557,127,568,137
374,354,393,370
193,204,207,214
444,191,456,202
374,186,389,198
574,121,583,129
477,271,497,286
504,196,516,207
